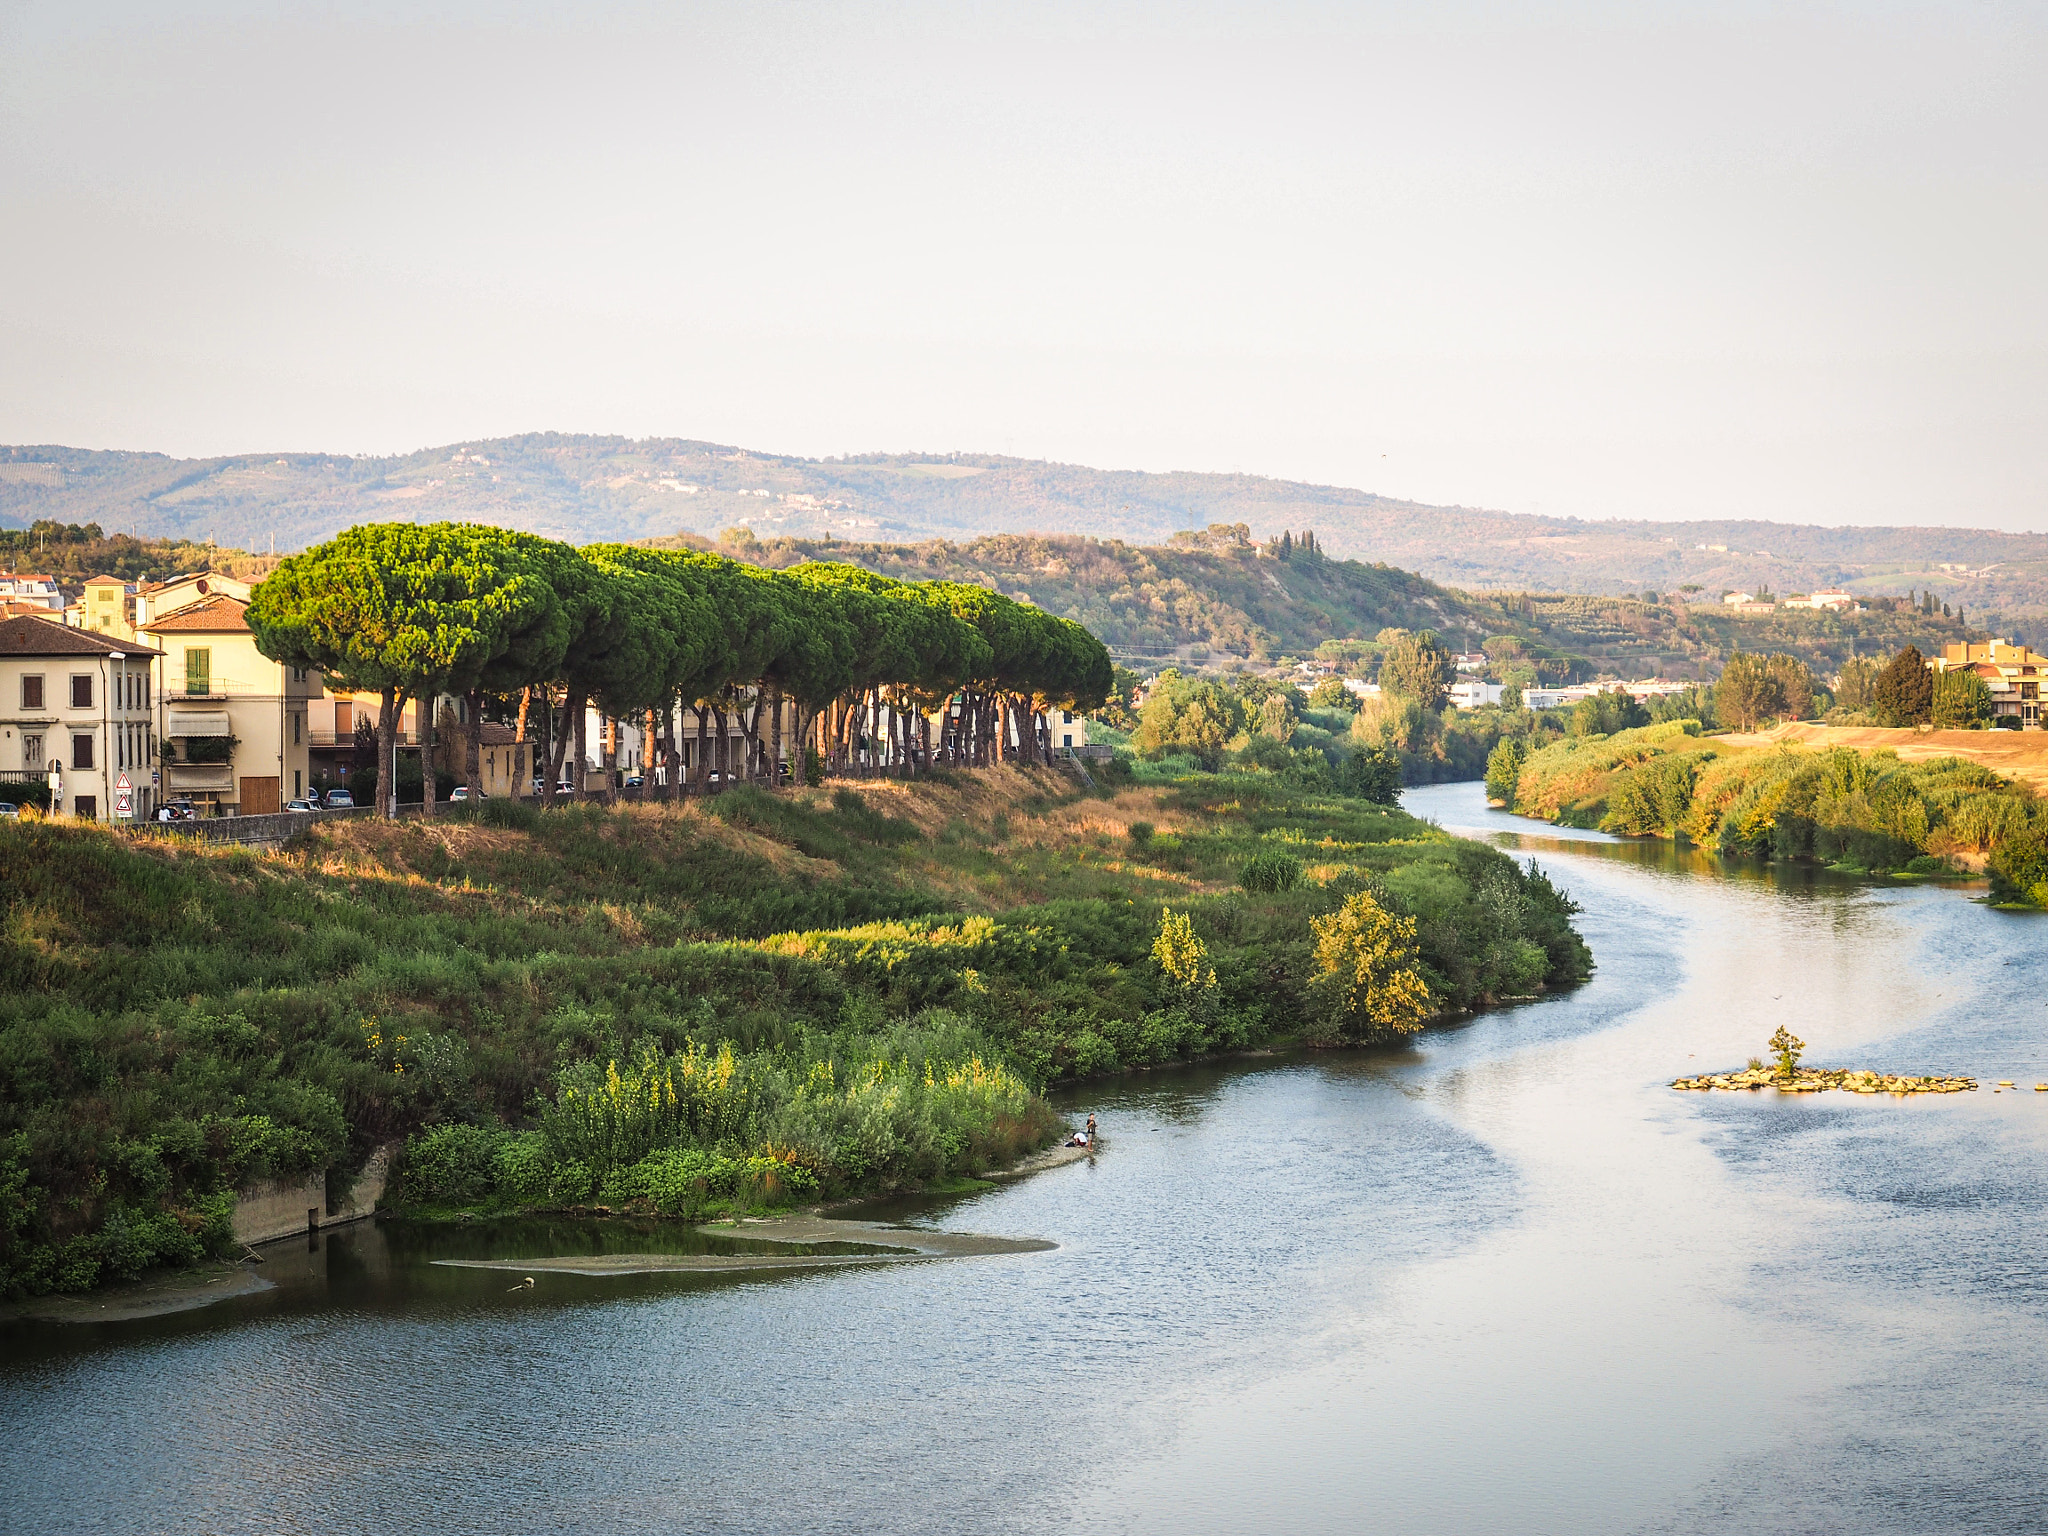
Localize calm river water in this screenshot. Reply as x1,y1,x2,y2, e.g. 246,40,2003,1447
6,780,2048,1534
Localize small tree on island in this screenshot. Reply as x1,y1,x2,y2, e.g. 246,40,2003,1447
1768,1024,1806,1080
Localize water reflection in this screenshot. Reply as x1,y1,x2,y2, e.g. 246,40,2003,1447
4,781,2046,1535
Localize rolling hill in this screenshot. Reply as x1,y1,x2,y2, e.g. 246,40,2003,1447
5,435,2045,635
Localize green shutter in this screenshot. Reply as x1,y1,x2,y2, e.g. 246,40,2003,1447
186,648,211,696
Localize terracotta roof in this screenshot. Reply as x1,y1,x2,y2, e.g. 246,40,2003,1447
141,594,252,633
0,613,159,657
479,722,524,745
83,573,128,586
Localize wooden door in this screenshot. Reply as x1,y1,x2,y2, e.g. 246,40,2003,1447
240,776,282,815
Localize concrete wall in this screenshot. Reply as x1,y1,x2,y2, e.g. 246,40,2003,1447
232,1172,327,1245
233,1143,399,1245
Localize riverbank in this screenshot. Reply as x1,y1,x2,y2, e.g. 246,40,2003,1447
1,760,1589,1304
0,1259,272,1325
1503,718,2045,877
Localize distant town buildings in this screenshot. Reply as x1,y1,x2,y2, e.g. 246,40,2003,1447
1932,641,2048,728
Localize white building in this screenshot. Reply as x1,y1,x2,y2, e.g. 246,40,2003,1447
1781,590,1859,611
1447,680,1505,709
0,613,162,821
0,573,64,612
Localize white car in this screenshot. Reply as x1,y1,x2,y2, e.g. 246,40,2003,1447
449,786,488,802
285,798,319,812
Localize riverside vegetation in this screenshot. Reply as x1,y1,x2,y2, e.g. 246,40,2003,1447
0,760,1589,1300
1494,714,2048,905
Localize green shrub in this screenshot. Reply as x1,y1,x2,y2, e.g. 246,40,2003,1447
398,1123,511,1206
1238,849,1303,893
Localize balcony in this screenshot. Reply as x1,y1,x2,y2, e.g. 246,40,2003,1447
309,729,419,747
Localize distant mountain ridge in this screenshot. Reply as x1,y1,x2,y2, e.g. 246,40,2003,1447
6,433,2045,622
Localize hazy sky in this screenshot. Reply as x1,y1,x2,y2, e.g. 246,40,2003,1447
3,1,2044,529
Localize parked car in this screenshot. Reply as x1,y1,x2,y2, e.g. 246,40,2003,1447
0,802,18,818
623,774,644,789
448,785,488,802
322,788,355,809
155,800,199,822
284,797,319,812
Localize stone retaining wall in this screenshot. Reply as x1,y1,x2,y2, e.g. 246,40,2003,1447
231,1172,328,1245
233,1143,399,1245
125,804,379,848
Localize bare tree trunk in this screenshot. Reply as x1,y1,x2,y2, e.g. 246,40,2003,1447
712,702,729,792
741,690,764,786
667,700,685,803
601,715,618,805
643,707,658,802
465,690,484,798
421,695,438,815
768,684,783,789
693,703,711,796
377,686,400,818
546,688,579,806
573,702,587,801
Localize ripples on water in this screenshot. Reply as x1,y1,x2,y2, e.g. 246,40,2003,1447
4,781,2045,1535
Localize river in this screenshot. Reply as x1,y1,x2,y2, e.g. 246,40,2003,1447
4,780,2046,1534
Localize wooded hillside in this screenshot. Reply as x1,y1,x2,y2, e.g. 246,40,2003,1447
8,436,2045,635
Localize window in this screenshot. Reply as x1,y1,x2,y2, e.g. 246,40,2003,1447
186,648,211,696
74,795,96,821
1063,733,1073,748
20,675,41,710
294,770,303,798
22,734,42,770
71,674,93,709
72,732,94,770
292,713,302,746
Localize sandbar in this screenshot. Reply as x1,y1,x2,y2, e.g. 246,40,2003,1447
433,1215,1055,1278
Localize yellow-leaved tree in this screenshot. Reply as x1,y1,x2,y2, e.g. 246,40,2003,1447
1152,907,1219,1020
1308,891,1432,1042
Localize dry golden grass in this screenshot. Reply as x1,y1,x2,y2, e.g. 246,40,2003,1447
1727,722,2048,793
